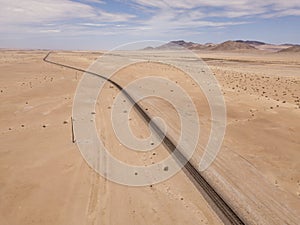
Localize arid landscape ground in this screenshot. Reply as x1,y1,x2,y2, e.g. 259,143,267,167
0,47,300,225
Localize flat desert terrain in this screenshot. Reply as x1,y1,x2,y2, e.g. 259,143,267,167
0,50,300,225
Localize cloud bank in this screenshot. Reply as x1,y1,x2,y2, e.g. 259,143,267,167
0,0,299,48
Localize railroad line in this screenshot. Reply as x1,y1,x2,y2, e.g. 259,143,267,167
43,52,245,225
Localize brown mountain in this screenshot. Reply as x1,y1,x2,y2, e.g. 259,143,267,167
235,40,266,46
278,46,300,53
143,40,299,52
155,40,203,50
211,41,256,51
154,40,256,51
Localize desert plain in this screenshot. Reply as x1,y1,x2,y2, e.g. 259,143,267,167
0,48,300,225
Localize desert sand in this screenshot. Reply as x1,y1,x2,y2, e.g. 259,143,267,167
0,49,300,225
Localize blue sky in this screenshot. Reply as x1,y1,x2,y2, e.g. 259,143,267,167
0,0,299,50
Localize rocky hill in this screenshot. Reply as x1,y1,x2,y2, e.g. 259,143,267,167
143,40,299,52
211,41,256,51
278,46,300,53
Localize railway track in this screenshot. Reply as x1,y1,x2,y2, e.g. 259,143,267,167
43,52,245,225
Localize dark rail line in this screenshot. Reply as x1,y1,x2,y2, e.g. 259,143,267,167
71,117,75,143
43,52,245,225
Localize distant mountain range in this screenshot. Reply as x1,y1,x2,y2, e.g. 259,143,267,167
144,40,300,52
235,40,266,45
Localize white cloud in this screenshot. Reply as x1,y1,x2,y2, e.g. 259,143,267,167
131,0,300,17
0,0,134,26
79,23,107,27
0,0,299,41
132,0,300,9
262,8,300,18
39,29,61,33
0,0,94,24
124,0,300,36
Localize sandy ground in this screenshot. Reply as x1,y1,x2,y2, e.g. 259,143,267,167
0,50,300,224
0,51,222,225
